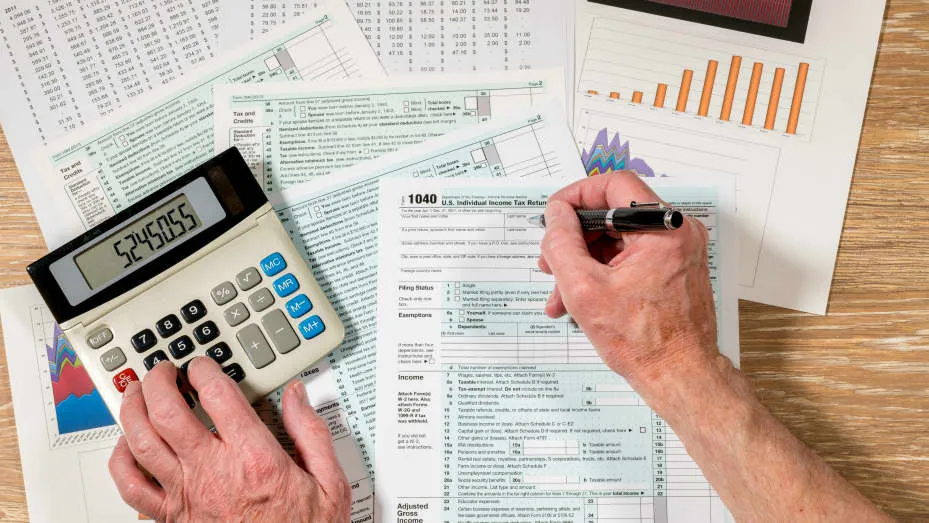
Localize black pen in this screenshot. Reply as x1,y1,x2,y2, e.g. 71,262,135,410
528,202,685,232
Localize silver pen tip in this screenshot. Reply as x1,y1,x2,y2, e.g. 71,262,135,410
527,215,545,228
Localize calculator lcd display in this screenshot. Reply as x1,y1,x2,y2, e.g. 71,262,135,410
74,195,203,289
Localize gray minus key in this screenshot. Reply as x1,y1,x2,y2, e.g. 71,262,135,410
261,310,300,354
236,324,276,369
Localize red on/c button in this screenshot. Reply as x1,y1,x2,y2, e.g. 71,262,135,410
113,369,139,393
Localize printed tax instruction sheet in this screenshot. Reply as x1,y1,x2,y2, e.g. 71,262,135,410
272,108,585,487
32,0,383,249
0,0,222,243
213,69,566,194
218,0,573,76
374,177,738,523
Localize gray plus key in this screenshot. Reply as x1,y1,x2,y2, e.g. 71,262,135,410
236,324,276,369
261,310,300,354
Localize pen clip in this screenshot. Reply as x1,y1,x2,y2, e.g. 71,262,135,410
630,201,663,209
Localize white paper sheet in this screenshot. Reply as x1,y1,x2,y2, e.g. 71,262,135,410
0,285,135,523
573,0,885,314
271,107,584,488
0,1,223,242
373,175,738,522
29,0,383,249
217,0,573,76
213,69,566,194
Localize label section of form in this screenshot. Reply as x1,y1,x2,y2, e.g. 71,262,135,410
214,70,566,194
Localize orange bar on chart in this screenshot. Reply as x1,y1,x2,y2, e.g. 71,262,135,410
698,60,718,117
720,56,742,121
655,83,668,108
786,63,810,134
765,68,785,130
743,62,763,125
632,91,644,103
676,70,693,112
610,92,620,99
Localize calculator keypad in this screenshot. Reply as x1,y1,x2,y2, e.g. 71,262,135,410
248,289,275,312
131,329,157,353
224,303,250,327
87,327,114,349
236,324,276,369
206,343,233,364
181,300,208,323
193,321,219,345
100,347,127,372
285,294,313,319
108,251,329,403
113,369,139,393
261,310,300,354
223,363,246,383
236,267,262,291
211,282,237,305
273,274,299,298
169,335,196,359
144,350,170,371
157,315,182,338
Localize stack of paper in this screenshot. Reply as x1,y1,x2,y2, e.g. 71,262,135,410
0,0,885,522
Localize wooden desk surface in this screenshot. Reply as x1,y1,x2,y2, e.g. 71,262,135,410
1,2,928,521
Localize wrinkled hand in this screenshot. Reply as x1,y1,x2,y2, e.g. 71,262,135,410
109,357,350,522
538,171,719,389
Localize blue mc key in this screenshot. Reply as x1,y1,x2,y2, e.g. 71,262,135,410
299,315,326,340
286,294,313,318
273,273,300,297
260,252,287,277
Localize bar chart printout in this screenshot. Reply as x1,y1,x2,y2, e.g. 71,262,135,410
578,18,822,140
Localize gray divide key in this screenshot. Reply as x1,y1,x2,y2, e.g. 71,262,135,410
261,310,300,354
236,324,276,369
248,288,275,312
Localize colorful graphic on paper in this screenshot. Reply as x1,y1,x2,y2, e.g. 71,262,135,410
581,128,656,177
46,325,115,433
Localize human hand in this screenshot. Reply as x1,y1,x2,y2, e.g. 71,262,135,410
108,357,350,522
538,171,720,392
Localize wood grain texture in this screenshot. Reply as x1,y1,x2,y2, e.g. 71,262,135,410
0,2,927,521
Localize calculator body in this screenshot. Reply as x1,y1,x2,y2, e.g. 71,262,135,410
28,148,344,427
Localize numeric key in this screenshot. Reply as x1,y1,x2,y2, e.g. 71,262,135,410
156,314,182,338
144,350,170,370
131,329,157,353
180,299,207,323
193,321,219,344
169,335,195,359
205,342,233,364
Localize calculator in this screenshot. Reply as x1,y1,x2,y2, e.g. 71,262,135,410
28,148,344,427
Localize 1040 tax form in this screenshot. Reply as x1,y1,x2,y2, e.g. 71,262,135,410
374,177,738,523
